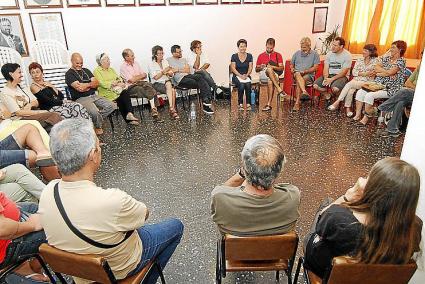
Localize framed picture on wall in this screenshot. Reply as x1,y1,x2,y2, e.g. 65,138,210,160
139,0,165,5
282,0,297,3
106,0,135,6
0,14,29,56
221,0,241,4
0,0,19,10
196,0,218,5
265,0,282,3
29,12,68,48
169,0,193,5
315,0,329,3
24,0,63,8
66,0,101,7
243,0,261,4
299,0,313,3
312,7,328,33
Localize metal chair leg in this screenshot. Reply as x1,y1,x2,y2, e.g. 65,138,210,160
108,114,114,132
216,241,222,284
276,270,280,283
293,257,303,284
155,262,166,284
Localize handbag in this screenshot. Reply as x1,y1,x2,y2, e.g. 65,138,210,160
53,183,134,249
362,82,385,92
268,53,283,76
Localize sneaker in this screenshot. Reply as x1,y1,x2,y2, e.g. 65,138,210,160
382,130,402,138
203,104,214,114
203,101,212,107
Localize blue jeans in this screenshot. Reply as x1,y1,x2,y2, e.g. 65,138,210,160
0,203,46,269
127,218,184,283
0,134,28,168
378,87,414,133
232,76,252,105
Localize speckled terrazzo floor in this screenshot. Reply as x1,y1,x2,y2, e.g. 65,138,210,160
94,97,403,284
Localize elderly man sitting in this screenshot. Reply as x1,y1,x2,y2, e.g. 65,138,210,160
39,119,184,284
65,53,117,135
211,134,300,236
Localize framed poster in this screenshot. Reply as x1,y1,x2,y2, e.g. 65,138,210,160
139,0,165,5
29,12,68,48
66,0,101,7
243,0,261,3
0,0,19,10
312,7,328,33
0,14,29,56
221,0,241,4
315,0,329,2
169,0,193,4
196,0,218,5
24,0,63,8
299,0,313,3
106,0,135,6
282,0,297,2
265,0,282,3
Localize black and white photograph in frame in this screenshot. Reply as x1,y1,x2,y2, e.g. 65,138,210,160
243,0,262,4
315,0,329,3
106,0,136,6
221,0,241,4
24,0,63,9
282,0,297,3
195,0,218,5
0,0,19,10
29,12,68,48
0,14,29,56
312,6,328,33
66,0,101,7
139,0,165,5
299,0,313,3
265,0,282,3
169,0,193,5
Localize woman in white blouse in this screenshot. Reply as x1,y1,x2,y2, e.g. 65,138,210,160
148,45,178,119
327,44,378,117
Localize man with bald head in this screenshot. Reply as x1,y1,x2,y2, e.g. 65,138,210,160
211,134,300,236
65,53,116,135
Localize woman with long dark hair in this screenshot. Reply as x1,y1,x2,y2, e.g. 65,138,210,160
0,63,62,131
304,157,422,279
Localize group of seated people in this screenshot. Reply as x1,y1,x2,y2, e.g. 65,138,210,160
0,116,421,283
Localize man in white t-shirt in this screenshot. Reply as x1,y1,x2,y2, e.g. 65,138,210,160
39,119,183,284
187,40,229,96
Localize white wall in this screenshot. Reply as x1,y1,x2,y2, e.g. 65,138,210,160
14,0,347,84
402,60,425,283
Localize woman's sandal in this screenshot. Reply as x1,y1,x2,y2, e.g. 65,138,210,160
262,105,272,111
169,109,180,119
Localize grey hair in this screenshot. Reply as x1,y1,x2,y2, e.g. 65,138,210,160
300,37,311,46
241,134,286,190
49,119,96,176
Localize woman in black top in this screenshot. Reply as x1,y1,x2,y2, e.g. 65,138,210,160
28,62,89,120
304,157,422,279
230,39,253,110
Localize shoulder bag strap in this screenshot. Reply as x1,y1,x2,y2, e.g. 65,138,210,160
53,183,134,249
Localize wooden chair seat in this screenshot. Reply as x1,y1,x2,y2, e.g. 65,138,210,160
307,269,322,284
226,259,288,272
39,243,165,284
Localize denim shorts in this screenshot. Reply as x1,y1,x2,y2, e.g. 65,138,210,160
0,134,28,168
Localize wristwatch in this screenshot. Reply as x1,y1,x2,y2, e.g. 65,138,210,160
238,167,245,179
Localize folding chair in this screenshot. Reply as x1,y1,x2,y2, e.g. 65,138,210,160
294,256,417,284
216,231,298,284
39,243,166,284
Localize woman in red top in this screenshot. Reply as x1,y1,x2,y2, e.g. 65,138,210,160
0,190,48,282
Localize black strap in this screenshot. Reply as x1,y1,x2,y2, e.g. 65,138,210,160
53,183,134,249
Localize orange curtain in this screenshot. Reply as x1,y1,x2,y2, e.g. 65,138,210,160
342,0,424,58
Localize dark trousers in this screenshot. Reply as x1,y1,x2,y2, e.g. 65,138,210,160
116,90,135,121
195,70,217,90
0,203,46,269
179,74,212,103
232,76,251,105
378,87,414,133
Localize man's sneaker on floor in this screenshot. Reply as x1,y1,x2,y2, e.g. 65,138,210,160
202,104,214,114
203,101,212,107
381,130,402,138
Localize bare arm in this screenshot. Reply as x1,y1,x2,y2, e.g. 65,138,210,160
303,64,319,75
223,172,245,187
200,63,210,70
193,54,201,70
230,62,242,77
375,66,400,77
247,62,253,76
0,213,42,240
323,64,329,78
329,67,350,81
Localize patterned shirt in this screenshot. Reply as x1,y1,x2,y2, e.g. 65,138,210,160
352,57,378,82
375,56,406,96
